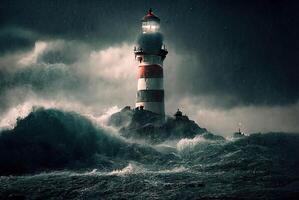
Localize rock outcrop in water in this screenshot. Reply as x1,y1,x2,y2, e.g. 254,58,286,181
108,106,224,143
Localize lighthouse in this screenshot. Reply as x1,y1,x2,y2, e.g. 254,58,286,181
134,9,168,115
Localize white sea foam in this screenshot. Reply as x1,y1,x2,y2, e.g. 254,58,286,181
176,135,207,151
86,106,120,127
0,99,89,130
0,100,123,142
108,163,142,176
157,166,188,174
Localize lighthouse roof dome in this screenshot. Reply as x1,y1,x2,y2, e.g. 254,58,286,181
142,9,160,23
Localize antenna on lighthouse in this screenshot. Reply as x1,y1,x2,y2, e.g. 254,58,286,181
148,8,153,14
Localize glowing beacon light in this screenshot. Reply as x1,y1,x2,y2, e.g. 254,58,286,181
134,9,168,116
142,9,160,33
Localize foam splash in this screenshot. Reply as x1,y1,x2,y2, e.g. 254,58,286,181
87,169,97,174
157,166,188,174
0,99,120,139
0,102,34,130
84,106,122,138
87,106,120,127
176,135,207,151
108,165,187,176
0,99,89,130
108,163,142,176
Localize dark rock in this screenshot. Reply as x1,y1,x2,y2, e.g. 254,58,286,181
108,107,224,144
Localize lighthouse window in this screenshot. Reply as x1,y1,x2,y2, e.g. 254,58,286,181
142,21,160,33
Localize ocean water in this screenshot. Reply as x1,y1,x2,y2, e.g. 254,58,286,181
0,109,299,199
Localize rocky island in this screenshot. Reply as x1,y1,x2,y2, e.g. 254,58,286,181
108,106,224,143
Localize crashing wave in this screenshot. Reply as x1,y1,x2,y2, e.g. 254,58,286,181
0,108,174,175
1,107,298,178
108,163,143,176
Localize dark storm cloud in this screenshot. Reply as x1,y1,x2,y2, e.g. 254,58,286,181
0,39,136,116
1,0,143,46
167,0,299,107
37,41,83,64
1,0,299,109
0,63,82,114
0,27,37,55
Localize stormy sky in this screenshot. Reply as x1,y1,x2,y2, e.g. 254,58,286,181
0,0,298,135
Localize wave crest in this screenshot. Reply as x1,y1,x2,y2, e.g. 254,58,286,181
0,108,172,175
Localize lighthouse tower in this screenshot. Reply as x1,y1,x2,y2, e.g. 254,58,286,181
134,9,168,115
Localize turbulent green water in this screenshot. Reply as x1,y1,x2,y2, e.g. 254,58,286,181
0,109,298,199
